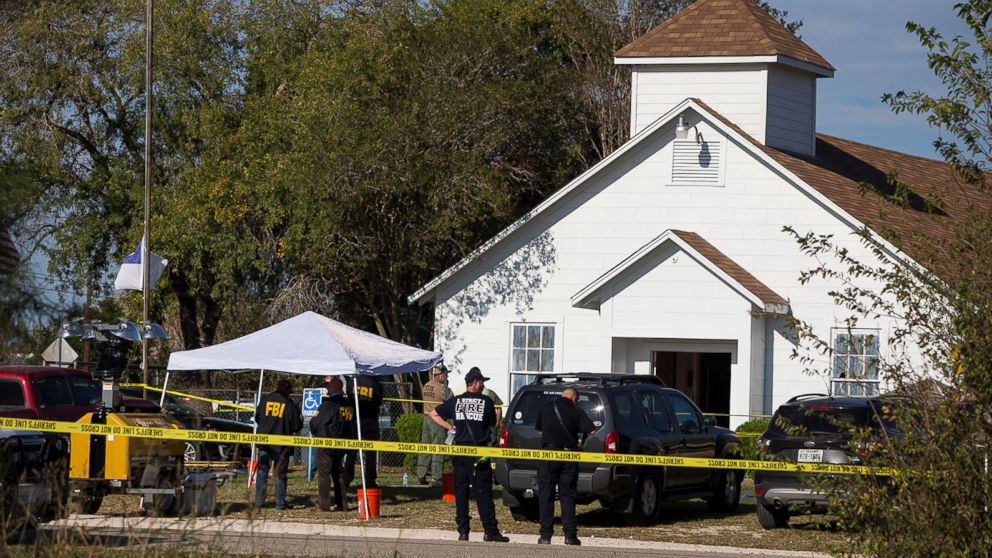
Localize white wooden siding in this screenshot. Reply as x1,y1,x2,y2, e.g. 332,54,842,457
766,65,817,155
631,65,768,142
432,110,900,426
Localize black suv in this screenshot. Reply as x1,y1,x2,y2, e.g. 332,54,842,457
754,393,899,529
495,374,743,523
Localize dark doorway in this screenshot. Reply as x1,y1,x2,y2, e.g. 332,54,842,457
653,351,732,428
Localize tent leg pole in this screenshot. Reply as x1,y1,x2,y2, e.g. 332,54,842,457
353,376,368,521
250,369,264,489
159,371,170,407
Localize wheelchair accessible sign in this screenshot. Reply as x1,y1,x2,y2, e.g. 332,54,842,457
302,387,326,419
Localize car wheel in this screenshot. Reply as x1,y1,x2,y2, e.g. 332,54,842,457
144,476,180,517
70,488,104,515
756,501,789,529
707,468,742,512
509,501,540,522
627,472,662,525
184,442,199,462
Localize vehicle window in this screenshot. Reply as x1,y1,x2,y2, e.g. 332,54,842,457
666,391,701,432
576,393,605,429
68,375,101,405
0,379,25,406
638,390,672,431
36,376,72,406
164,395,203,418
611,392,643,431
769,405,869,436
509,389,603,428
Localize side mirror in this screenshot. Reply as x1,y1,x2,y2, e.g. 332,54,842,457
703,416,717,429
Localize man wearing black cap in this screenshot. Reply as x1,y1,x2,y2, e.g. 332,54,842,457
254,379,303,509
429,367,509,543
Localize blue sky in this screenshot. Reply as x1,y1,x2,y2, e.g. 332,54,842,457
773,0,970,159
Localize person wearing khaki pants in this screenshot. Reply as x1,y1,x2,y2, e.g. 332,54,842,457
416,366,452,485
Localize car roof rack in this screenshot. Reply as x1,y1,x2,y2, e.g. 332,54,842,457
786,393,830,403
531,373,665,387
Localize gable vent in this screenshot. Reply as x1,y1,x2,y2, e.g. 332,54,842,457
672,139,721,185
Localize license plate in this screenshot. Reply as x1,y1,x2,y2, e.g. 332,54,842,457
797,449,823,463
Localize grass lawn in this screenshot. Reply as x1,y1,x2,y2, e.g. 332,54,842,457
97,467,850,554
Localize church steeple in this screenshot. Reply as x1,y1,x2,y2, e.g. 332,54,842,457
616,0,833,156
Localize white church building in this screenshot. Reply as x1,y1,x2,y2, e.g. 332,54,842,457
408,0,973,425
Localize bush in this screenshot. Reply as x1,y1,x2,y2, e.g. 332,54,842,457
735,418,769,462
395,413,423,474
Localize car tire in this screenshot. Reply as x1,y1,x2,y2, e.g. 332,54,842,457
627,472,662,525
509,500,540,522
144,476,180,517
707,468,742,513
70,488,104,515
756,501,789,529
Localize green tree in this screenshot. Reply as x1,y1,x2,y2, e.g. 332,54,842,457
785,2,992,555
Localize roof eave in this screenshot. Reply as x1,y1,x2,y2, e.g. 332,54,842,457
614,54,834,77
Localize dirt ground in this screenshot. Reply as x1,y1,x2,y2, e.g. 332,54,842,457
97,467,849,554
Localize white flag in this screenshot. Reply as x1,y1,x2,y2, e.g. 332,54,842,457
114,238,169,291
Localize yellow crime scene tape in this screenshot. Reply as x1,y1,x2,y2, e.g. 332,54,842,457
0,416,889,477
122,384,256,411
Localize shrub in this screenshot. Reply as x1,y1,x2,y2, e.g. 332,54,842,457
735,418,769,463
395,413,423,474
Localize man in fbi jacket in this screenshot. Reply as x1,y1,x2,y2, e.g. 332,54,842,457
310,376,355,511
430,367,509,542
254,379,303,509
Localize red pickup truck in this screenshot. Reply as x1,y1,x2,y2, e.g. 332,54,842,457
0,365,157,421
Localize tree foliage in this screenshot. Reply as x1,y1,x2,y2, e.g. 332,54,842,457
1,0,801,381
786,2,992,555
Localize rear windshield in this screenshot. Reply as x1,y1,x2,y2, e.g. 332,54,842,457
67,375,101,405
769,405,869,436
510,389,605,429
35,376,73,406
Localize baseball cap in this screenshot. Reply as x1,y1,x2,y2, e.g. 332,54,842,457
464,366,490,383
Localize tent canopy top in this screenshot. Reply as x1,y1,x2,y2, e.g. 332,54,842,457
166,311,442,376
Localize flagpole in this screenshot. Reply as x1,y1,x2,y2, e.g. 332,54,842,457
142,0,154,399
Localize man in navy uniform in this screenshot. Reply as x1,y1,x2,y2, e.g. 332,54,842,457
430,367,509,543
310,377,355,511
535,387,595,545
254,379,303,509
343,374,384,488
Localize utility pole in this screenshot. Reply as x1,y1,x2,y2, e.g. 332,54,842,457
142,0,153,400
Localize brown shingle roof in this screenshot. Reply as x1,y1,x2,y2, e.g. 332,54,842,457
671,230,788,306
0,226,19,274
616,0,834,72
692,98,992,275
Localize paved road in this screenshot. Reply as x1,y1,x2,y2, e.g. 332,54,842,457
45,516,831,558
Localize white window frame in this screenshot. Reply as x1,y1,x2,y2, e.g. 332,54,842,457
830,328,881,396
508,322,556,398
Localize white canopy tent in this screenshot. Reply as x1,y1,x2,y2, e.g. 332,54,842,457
164,311,443,518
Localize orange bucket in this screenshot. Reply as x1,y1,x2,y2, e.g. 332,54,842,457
441,472,455,503
357,488,381,519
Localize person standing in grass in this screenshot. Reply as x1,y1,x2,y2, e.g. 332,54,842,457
416,365,452,486
535,387,594,546
311,377,355,512
254,379,303,510
430,367,509,543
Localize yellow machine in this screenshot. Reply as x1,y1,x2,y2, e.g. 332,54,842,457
69,410,186,515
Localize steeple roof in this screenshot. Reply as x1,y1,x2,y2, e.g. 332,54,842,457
616,0,833,72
